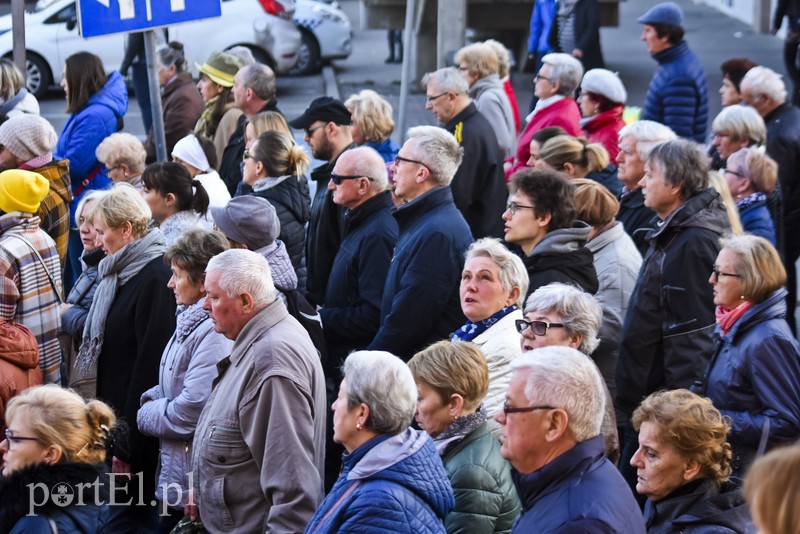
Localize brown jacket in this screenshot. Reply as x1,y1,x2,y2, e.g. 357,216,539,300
0,319,42,435
33,159,72,267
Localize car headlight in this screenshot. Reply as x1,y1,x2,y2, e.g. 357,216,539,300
310,4,346,23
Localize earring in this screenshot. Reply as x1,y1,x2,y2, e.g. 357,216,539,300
355,422,362,431
124,172,129,178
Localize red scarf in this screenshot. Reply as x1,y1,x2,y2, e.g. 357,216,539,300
715,301,753,337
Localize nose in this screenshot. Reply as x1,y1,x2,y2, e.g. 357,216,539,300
709,271,717,285
630,447,644,468
616,151,625,164
327,179,336,191
202,299,211,312
712,135,721,146
640,29,647,41
638,176,647,189
502,208,512,221
494,409,506,425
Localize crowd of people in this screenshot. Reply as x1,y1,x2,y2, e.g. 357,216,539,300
1,1,800,532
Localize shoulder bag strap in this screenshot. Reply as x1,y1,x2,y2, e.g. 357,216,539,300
310,480,361,533
4,233,63,303
756,417,771,458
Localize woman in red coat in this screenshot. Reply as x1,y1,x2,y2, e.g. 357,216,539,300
578,68,627,161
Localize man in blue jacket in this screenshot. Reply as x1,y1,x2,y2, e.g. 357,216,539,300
639,2,708,143
368,126,473,361
496,347,646,533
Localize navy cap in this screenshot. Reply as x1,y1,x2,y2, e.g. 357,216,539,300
637,2,683,27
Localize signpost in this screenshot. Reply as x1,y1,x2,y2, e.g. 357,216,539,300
75,0,222,160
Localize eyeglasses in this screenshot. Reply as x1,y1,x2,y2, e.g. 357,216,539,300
505,200,536,216
305,124,326,137
534,73,553,83
242,150,253,161
395,155,426,167
723,167,746,179
711,265,741,283
457,65,469,71
331,173,374,185
105,165,121,173
426,92,448,103
515,318,565,336
4,429,39,450
502,400,557,414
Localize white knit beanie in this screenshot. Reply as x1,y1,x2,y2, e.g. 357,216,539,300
0,114,57,161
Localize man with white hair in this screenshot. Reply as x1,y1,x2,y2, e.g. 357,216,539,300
495,347,645,533
369,126,473,360
741,66,800,333
615,120,676,255
191,249,326,532
422,67,507,239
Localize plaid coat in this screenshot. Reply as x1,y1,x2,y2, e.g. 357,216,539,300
34,159,72,267
0,213,63,384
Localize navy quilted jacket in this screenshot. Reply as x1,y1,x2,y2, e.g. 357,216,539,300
305,429,454,534
738,197,776,246
642,41,708,143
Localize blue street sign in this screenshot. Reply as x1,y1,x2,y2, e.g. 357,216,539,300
77,0,222,38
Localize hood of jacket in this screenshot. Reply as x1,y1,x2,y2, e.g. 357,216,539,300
34,159,73,205
723,288,788,340
346,428,454,520
531,221,590,256
468,73,504,100
0,462,108,533
0,319,38,369
525,222,599,294
256,239,298,291
86,70,128,119
651,188,730,241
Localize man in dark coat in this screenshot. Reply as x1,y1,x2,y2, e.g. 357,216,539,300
496,347,646,533
368,126,473,361
503,168,598,298
616,139,731,492
289,97,355,306
741,65,800,334
547,0,604,71
422,67,507,239
638,2,708,143
218,63,280,195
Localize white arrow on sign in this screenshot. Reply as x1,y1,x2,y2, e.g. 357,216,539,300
95,0,135,19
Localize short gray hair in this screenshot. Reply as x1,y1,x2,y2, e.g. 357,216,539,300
711,105,766,145
647,139,709,200
465,238,529,308
541,53,584,96
405,125,463,186
239,63,276,101
343,350,417,434
524,282,602,355
337,146,388,191
206,249,276,308
421,67,469,95
511,346,605,442
618,120,677,161
741,66,787,104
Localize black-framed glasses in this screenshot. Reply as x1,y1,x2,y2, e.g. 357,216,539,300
305,124,326,137
4,429,39,450
506,200,536,216
711,265,741,283
426,92,448,103
515,318,565,336
331,173,374,185
242,150,253,161
457,65,469,71
534,73,553,82
395,155,426,167
105,164,121,173
503,400,557,414
722,167,746,179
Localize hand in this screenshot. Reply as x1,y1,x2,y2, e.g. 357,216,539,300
185,489,199,520
111,456,132,475
571,48,584,58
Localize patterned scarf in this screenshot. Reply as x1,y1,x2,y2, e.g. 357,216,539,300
735,192,767,210
715,300,753,337
433,410,487,455
452,306,516,342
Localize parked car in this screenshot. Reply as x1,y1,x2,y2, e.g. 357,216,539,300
290,0,351,75
0,0,302,98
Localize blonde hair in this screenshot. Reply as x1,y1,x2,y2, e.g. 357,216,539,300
744,444,800,534
251,130,310,178
719,234,786,302
483,39,510,78
0,58,26,102
572,178,619,227
632,389,732,486
6,384,116,464
541,135,609,174
345,89,395,143
726,147,777,195
246,110,291,138
708,171,744,236
454,42,500,80
408,340,489,413
96,132,147,174
87,182,151,238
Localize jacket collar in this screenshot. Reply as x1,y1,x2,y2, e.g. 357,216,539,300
582,106,623,132
0,212,39,233
529,221,590,258
393,186,455,229
650,188,727,240
445,101,478,130
718,288,788,340
586,220,624,253
229,298,289,365
343,191,394,235
652,40,689,64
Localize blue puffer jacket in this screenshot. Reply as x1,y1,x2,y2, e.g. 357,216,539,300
369,186,473,360
511,435,646,533
305,429,454,533
695,289,800,478
366,138,400,164
738,197,776,246
642,41,708,143
55,71,128,225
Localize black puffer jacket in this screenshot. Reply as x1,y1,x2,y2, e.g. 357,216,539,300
616,188,730,420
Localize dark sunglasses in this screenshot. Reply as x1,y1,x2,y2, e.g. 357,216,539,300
242,149,253,161
515,319,565,336
331,173,374,185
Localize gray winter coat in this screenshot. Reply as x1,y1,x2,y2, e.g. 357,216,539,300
470,74,517,159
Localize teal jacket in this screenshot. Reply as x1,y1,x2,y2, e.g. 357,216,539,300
442,423,521,533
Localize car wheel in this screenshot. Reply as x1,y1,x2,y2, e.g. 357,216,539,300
25,54,51,99
289,30,321,76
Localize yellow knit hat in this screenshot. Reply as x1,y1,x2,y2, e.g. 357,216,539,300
0,169,50,214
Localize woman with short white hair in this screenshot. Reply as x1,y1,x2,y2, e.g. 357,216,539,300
306,350,454,533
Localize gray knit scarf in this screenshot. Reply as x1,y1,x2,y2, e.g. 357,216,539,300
70,229,167,398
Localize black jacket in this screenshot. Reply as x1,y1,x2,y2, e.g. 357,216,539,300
643,479,755,534
548,0,605,70
616,188,730,419
765,102,800,256
320,191,398,367
524,222,599,297
444,103,507,239
617,187,659,257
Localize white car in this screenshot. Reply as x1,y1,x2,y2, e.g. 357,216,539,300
290,0,351,75
0,0,302,98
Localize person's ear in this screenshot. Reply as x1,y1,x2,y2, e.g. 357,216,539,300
683,458,702,481
239,292,255,313
448,394,465,418
568,332,583,350
121,220,134,240
43,445,63,465
536,211,552,228
562,162,576,177
164,192,177,207
544,408,570,442
505,287,521,307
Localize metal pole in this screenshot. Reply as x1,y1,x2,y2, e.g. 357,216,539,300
143,30,167,161
11,0,25,75
397,0,417,144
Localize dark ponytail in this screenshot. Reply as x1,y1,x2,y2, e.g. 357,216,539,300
142,162,210,217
